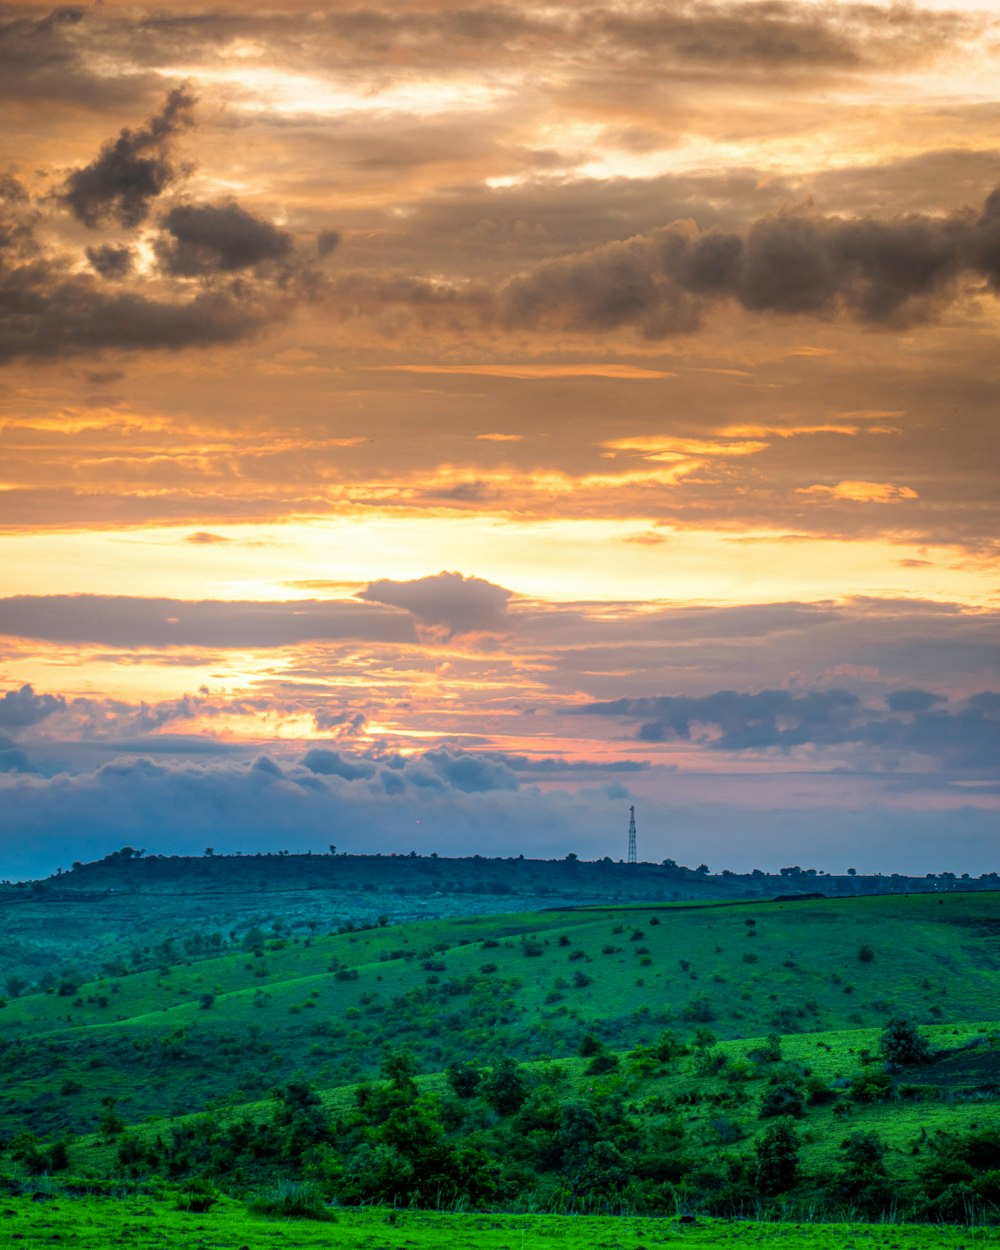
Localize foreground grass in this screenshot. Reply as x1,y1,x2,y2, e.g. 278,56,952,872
2,1197,998,1250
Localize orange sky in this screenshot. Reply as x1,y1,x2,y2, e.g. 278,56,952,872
0,0,997,877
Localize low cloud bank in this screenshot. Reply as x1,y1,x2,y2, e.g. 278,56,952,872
0,748,995,881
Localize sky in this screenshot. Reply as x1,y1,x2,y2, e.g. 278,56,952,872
0,0,998,880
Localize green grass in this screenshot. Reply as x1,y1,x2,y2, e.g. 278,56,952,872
2,1196,997,1250
2,890,999,1225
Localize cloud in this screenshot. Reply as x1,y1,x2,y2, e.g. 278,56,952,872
85,244,135,279
422,748,519,793
797,481,919,503
185,531,229,545
0,92,334,364
301,748,375,781
494,189,1000,336
0,739,38,774
317,229,341,258
359,571,513,637
0,685,67,732
0,595,417,648
0,749,622,877
575,687,1000,772
330,186,1000,340
0,272,295,363
589,4,973,71
61,87,195,229
156,201,294,276
0,748,996,881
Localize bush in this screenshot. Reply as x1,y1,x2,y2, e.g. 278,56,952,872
858,944,875,963
681,996,716,1023
175,1178,219,1213
248,1181,336,1221
879,1016,930,1066
587,1052,619,1075
748,1033,783,1064
759,1082,805,1119
754,1118,800,1194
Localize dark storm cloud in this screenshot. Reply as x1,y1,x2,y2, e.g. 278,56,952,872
85,244,134,279
0,265,289,363
495,188,1000,335
576,688,1000,771
359,571,512,637
0,93,332,364
156,202,294,276
327,186,1000,337
60,88,195,229
0,594,417,648
0,684,66,731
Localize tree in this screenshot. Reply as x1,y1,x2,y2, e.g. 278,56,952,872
831,1130,893,1215
445,1061,482,1099
753,1118,800,1195
759,1082,805,1120
481,1056,528,1116
5,975,28,999
879,1016,930,1066
99,1096,125,1140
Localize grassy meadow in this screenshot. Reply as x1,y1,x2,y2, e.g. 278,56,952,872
3,1196,998,1250
1,866,998,1244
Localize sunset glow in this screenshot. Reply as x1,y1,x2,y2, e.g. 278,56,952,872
1,0,998,878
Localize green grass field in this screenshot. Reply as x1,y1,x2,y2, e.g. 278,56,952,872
2,889,998,1234
3,1197,998,1250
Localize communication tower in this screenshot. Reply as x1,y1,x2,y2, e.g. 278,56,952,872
627,805,637,864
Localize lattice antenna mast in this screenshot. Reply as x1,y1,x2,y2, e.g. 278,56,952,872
627,805,637,864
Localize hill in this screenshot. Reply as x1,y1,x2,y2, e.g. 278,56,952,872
2,848,992,994
1,887,998,1225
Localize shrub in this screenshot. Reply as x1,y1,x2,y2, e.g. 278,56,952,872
175,1178,219,1213
849,1068,893,1104
805,1075,837,1105
681,996,716,1023
759,1082,805,1119
587,1052,619,1075
748,1033,783,1063
248,1181,335,1221
858,944,875,963
754,1118,800,1194
879,1015,930,1066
